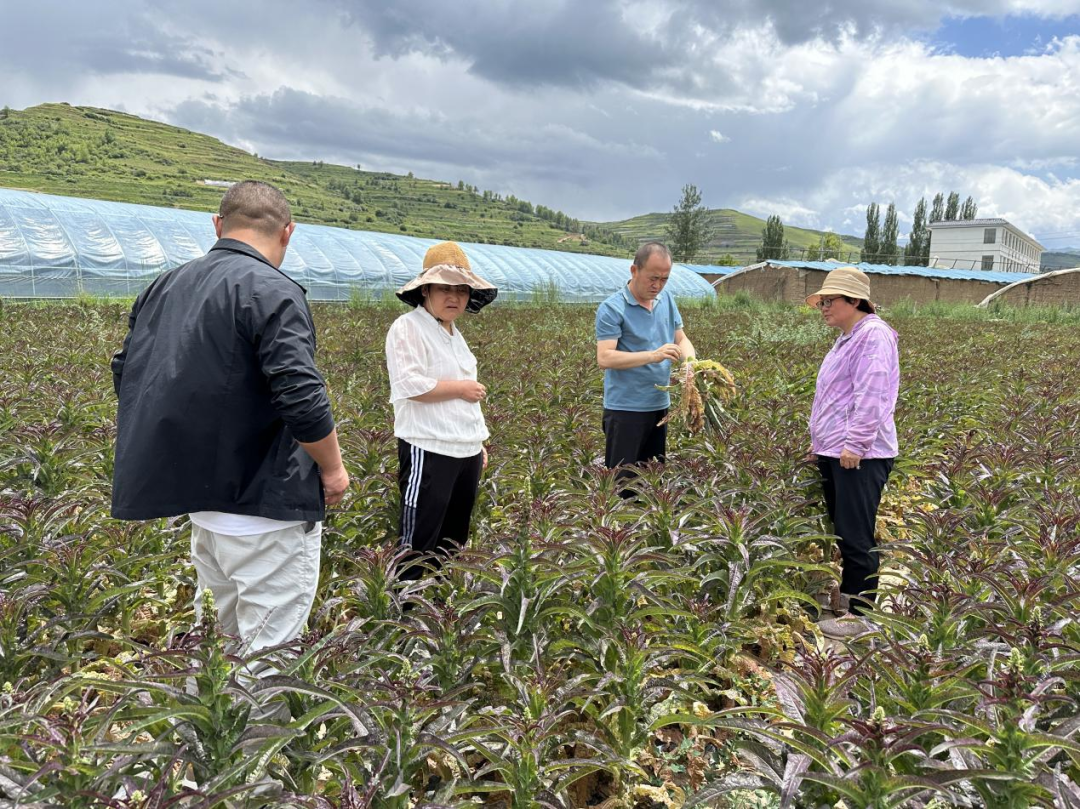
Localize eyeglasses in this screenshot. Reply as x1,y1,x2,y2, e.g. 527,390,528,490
816,296,844,309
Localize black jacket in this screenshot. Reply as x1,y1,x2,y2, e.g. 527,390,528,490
111,239,334,521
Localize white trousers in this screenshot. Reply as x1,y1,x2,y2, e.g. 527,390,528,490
190,521,322,654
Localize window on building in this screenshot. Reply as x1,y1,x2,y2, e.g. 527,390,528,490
983,228,996,244
982,255,995,271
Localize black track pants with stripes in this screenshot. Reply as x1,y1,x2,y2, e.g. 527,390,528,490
397,439,483,580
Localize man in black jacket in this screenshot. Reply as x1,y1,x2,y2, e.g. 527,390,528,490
111,180,348,656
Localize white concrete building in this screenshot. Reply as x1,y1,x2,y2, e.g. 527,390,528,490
927,218,1043,273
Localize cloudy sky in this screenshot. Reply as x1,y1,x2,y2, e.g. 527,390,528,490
3,0,1080,247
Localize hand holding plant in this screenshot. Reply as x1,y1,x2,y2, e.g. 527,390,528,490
658,358,737,434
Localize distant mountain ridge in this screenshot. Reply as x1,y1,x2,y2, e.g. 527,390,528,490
1040,250,1080,271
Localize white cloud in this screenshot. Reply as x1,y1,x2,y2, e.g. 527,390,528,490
1010,156,1079,171
739,197,820,227
709,130,730,143
833,36,1080,164
762,160,1080,242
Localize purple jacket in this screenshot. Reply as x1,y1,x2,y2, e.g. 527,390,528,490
810,314,899,459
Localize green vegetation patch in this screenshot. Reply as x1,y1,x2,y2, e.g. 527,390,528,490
1,299,1079,805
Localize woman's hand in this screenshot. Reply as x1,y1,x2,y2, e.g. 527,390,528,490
840,448,862,470
482,445,488,469
458,380,487,403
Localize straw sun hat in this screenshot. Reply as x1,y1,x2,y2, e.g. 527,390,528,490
805,266,877,313
395,241,498,313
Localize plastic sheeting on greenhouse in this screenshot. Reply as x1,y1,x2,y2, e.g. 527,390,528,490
0,189,716,301
754,259,1037,285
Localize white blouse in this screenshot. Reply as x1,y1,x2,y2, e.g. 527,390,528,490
385,306,489,458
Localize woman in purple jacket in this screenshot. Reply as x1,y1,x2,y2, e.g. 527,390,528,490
806,267,899,639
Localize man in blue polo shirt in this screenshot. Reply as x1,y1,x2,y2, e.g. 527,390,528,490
596,241,696,494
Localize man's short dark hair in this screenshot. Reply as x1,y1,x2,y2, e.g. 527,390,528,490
218,180,292,236
633,241,672,269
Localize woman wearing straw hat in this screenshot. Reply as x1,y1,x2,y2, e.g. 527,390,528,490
385,241,497,580
806,267,899,639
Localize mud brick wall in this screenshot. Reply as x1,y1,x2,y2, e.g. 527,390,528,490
701,265,1012,307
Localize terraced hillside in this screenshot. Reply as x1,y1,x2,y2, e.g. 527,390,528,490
0,103,630,256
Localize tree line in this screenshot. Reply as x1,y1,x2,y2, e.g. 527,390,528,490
664,182,983,267
862,192,978,266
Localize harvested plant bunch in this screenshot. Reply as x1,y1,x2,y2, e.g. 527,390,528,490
659,359,737,434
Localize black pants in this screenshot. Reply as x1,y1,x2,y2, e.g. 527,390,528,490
397,439,483,580
603,408,668,497
818,456,894,615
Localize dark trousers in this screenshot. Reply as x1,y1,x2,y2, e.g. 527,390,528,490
603,408,668,497
397,439,483,580
818,456,894,615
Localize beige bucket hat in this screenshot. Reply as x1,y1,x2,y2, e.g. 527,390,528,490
805,266,876,313
396,241,498,313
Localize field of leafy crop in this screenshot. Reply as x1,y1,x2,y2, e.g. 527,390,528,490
1,299,1079,808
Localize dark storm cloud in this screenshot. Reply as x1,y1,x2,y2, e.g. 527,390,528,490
329,0,1065,91
170,87,660,184
332,0,677,89
0,4,235,83
686,0,1040,45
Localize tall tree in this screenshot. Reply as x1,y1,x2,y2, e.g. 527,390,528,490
756,215,790,261
960,195,978,220
945,191,960,221
807,232,844,261
665,184,713,263
904,197,928,266
826,233,844,260
881,203,899,265
862,203,881,263
930,192,945,223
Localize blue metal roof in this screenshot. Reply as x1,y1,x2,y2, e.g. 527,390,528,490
727,259,1037,285
0,188,715,301
678,261,741,277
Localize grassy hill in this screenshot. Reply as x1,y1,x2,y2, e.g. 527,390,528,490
1041,249,1080,271
594,209,864,265
0,103,630,256
0,102,865,266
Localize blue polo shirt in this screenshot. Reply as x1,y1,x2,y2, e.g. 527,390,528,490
596,284,683,412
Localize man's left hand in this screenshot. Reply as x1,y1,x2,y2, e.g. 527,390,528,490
839,449,862,470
